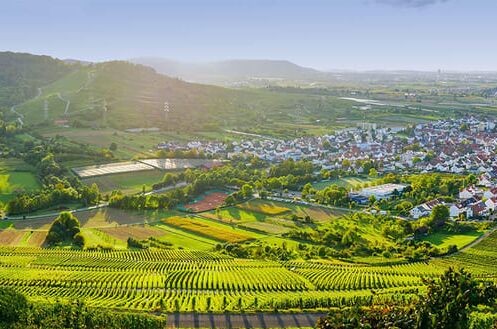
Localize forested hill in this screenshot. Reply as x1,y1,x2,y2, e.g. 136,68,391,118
0,52,74,108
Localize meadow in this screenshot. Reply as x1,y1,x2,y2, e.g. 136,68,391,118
312,176,379,190
82,170,164,194
0,158,41,203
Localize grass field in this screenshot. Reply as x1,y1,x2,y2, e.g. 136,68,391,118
421,230,483,251
312,176,378,190
236,199,291,215
0,159,41,203
82,170,164,194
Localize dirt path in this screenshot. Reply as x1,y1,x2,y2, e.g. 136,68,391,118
166,312,325,329
57,92,71,115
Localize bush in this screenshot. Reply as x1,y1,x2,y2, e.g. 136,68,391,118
0,287,28,324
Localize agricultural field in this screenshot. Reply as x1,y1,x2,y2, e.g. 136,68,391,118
0,158,41,203
162,216,257,243
179,189,231,212
312,176,379,190
236,199,291,215
82,170,164,194
0,235,491,314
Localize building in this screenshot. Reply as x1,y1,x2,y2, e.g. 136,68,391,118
357,183,407,200
410,199,443,219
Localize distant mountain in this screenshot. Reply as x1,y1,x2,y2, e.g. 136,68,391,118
0,52,74,108
63,58,92,66
130,58,329,85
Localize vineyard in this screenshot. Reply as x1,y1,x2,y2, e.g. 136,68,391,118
0,229,495,315
0,247,464,314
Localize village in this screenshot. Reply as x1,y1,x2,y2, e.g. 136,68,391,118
157,116,497,221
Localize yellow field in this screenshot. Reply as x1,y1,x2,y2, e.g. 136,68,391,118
162,216,254,243
236,200,290,215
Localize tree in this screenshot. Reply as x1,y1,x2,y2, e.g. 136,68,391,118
418,268,497,329
369,168,379,178
0,287,27,325
430,204,449,228
46,212,82,246
241,184,254,199
109,142,118,151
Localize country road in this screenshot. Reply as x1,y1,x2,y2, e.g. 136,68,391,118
166,312,325,329
57,92,71,114
9,87,42,126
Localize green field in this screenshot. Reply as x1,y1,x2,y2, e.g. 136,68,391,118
312,176,378,190
0,159,41,202
82,170,164,194
421,230,483,251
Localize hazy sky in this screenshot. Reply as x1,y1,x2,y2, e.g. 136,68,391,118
1,0,496,71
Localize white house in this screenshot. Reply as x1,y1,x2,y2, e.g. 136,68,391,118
459,186,480,200
485,196,497,212
483,187,497,200
410,199,443,219
478,174,493,187
450,203,466,218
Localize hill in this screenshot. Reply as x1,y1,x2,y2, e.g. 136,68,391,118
130,58,329,85
9,57,355,135
0,52,74,108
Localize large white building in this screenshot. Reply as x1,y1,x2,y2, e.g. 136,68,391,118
357,183,407,200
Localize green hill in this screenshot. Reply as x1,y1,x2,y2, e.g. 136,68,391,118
0,52,74,108
9,58,355,135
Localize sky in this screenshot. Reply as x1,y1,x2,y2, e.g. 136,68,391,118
1,0,496,71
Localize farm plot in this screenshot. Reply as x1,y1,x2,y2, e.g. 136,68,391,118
312,176,378,190
0,229,26,246
82,170,164,194
240,221,291,234
99,225,166,241
180,190,231,212
0,159,41,202
73,161,155,178
201,207,268,223
236,199,291,215
162,216,255,243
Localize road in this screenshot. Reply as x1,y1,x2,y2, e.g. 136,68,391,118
57,92,71,115
5,182,186,221
166,312,326,329
9,87,42,126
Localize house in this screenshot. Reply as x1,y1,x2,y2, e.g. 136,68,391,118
467,201,489,218
483,187,497,200
450,203,466,218
459,186,480,199
485,196,497,212
478,174,493,187
410,199,443,219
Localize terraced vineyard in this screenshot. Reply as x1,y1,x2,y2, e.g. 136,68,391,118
0,230,495,313
0,248,436,312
